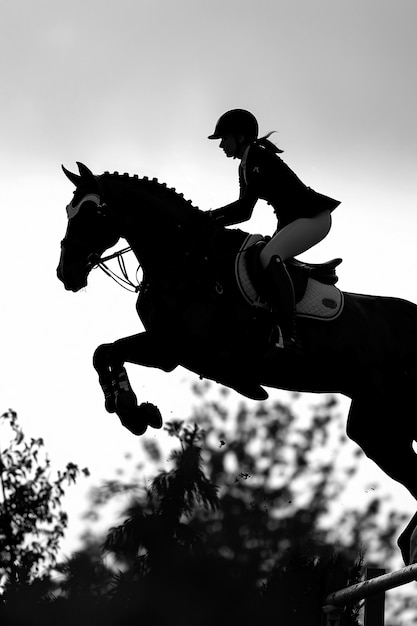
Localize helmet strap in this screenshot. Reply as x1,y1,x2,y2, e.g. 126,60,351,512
234,134,251,158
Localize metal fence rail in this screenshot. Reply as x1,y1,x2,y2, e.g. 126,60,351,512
323,563,417,625
326,563,417,606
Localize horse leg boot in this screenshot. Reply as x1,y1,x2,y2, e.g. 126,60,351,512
93,339,162,436
106,333,166,432
263,255,298,350
93,343,147,433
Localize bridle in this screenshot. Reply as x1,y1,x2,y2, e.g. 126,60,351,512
90,246,141,293
61,191,141,293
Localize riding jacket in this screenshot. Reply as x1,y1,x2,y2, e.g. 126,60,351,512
211,142,340,230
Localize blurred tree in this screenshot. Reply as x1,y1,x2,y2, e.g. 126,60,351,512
186,387,407,574
2,389,414,624
96,394,364,625
104,423,218,570
0,409,89,593
85,385,413,624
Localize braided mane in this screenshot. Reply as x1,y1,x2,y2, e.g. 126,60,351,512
100,171,201,214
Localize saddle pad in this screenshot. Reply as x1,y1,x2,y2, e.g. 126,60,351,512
235,234,344,321
295,278,343,320
235,234,267,308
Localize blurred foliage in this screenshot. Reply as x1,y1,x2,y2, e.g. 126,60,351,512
75,390,364,625
0,409,89,593
1,388,416,624
84,386,414,623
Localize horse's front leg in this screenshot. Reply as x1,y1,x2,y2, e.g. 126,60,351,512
93,343,117,413
93,332,177,436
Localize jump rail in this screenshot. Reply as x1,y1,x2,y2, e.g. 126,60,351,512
323,563,417,626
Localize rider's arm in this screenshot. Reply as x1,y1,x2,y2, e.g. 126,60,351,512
209,192,257,226
209,167,258,226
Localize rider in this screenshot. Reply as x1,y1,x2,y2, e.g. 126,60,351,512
208,108,340,349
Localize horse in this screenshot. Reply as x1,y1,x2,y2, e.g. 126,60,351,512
57,162,417,520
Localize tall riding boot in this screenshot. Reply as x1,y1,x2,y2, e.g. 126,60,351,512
263,255,297,349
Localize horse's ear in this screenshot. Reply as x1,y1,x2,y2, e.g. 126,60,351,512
77,162,99,191
77,162,95,181
62,162,98,190
62,164,81,187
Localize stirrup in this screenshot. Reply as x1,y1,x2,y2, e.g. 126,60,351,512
269,325,284,349
270,325,300,352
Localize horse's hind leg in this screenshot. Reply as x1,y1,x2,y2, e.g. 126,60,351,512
347,394,417,499
398,512,417,565
347,392,417,563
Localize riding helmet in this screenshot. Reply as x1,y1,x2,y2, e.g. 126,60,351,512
208,109,259,141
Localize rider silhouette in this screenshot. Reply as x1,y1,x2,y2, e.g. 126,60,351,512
208,109,340,349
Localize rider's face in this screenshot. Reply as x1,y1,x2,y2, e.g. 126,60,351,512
219,134,239,158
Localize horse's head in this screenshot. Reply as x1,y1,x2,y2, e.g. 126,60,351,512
57,162,120,291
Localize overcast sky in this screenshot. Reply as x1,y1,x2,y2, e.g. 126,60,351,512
1,0,417,553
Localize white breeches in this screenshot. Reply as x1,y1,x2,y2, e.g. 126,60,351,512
259,210,332,269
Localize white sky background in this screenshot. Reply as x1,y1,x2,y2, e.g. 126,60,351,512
1,0,417,557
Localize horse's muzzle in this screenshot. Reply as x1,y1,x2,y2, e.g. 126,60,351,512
56,259,88,292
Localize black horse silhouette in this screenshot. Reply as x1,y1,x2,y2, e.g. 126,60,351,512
57,163,417,516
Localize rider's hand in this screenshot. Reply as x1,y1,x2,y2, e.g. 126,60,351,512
208,209,224,222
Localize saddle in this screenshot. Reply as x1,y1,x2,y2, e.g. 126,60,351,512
235,234,344,321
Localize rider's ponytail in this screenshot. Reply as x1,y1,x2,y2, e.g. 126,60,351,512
255,131,284,154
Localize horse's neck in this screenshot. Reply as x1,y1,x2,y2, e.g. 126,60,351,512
101,173,250,276
104,174,203,269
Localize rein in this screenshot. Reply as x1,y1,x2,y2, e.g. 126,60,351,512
91,246,141,293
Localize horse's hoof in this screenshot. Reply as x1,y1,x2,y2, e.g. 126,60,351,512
104,393,116,413
114,389,138,414
138,402,163,429
117,409,148,436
